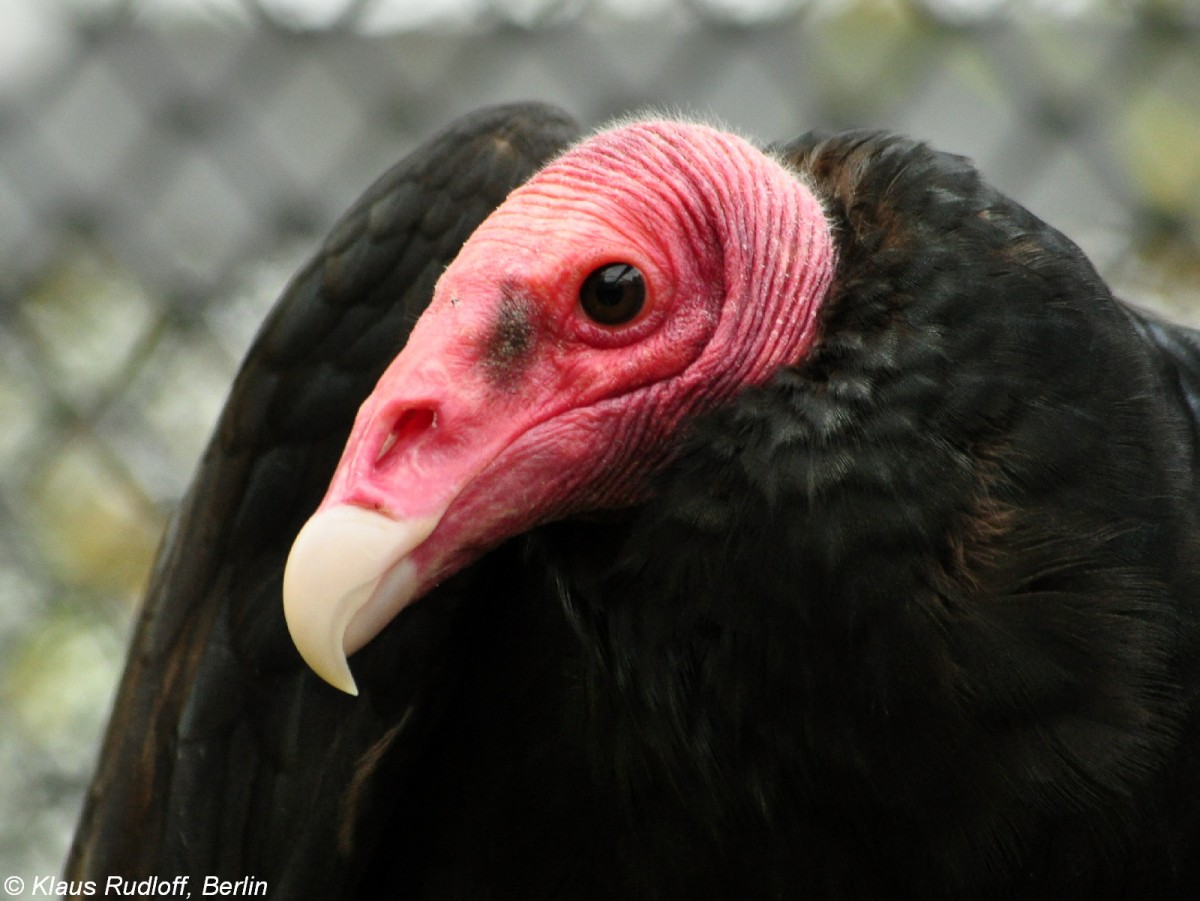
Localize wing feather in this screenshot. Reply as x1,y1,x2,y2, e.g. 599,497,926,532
66,103,579,897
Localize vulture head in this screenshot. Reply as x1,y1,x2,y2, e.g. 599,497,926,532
283,121,836,694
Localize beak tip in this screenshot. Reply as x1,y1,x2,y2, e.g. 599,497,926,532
325,663,360,698
283,572,361,696
299,647,360,696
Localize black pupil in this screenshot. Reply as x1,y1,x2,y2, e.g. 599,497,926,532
579,263,645,326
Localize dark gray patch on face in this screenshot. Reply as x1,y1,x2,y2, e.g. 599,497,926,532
482,283,536,386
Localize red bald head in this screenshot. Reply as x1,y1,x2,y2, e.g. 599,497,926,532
283,120,835,693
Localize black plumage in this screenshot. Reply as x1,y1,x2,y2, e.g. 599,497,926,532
69,104,1200,899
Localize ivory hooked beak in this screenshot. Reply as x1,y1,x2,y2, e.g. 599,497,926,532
283,505,439,695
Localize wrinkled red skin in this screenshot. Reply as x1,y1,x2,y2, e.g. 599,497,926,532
317,120,836,633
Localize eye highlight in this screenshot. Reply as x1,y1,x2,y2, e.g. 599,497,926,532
579,263,646,326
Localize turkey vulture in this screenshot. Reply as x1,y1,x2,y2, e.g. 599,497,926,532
67,103,1200,899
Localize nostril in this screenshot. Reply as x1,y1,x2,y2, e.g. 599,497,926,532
374,406,437,470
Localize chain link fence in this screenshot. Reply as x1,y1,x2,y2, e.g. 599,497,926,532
1,0,1198,886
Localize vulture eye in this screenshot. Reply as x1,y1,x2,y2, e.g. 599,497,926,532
579,263,646,326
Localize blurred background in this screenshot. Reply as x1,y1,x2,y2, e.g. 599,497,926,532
1,0,1198,889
